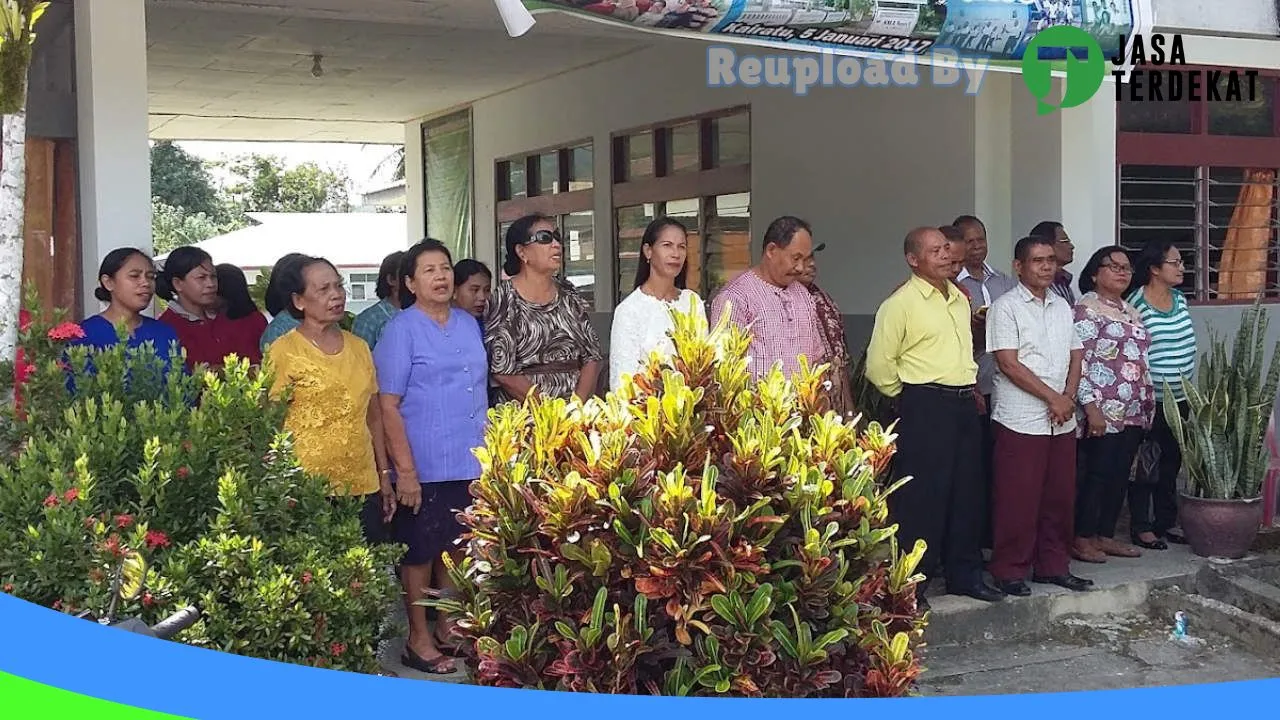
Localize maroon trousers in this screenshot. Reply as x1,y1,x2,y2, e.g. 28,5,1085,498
989,422,1077,582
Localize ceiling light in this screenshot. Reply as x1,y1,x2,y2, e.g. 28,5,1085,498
311,54,323,78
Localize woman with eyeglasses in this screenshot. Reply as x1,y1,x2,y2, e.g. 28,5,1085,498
267,255,393,533
1124,241,1197,550
484,214,603,405
1070,246,1154,564
609,217,706,391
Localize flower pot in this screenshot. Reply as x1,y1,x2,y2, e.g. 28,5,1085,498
1178,493,1264,559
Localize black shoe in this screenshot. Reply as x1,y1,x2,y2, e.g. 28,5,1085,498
1132,534,1168,551
1032,574,1093,592
997,580,1031,597
1163,529,1188,545
951,583,1005,602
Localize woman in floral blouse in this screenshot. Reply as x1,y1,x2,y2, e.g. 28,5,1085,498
1071,246,1155,564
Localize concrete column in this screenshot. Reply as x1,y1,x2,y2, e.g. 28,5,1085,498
1006,76,1117,280
74,0,150,317
1059,83,1117,273
973,72,1014,274
403,120,425,244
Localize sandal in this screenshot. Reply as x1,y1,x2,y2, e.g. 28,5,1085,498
401,646,457,675
1096,537,1141,558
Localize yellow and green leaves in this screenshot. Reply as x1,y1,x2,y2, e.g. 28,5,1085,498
455,303,925,696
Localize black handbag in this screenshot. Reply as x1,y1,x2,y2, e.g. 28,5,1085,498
1132,436,1162,486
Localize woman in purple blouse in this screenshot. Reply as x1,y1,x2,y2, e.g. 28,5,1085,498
373,238,488,676
1072,246,1155,564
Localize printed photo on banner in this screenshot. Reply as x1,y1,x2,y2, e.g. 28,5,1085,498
535,0,725,31
531,1,949,55
935,0,1135,62
937,1,1033,58
718,1,948,55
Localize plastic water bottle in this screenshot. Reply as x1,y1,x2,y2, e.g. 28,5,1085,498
1172,611,1188,639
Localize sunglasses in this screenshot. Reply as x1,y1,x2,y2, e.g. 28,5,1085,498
524,229,563,246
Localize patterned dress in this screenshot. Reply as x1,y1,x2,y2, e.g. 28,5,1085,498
483,277,603,404
806,282,855,417
1073,292,1156,436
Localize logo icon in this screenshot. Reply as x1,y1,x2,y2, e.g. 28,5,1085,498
1021,26,1106,115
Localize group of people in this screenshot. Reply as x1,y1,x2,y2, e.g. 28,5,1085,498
65,206,1196,663
866,216,1196,609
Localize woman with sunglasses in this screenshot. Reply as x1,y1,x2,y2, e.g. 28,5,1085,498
609,216,705,390
1125,240,1197,550
484,214,603,405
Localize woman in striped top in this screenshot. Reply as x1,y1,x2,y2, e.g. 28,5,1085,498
1125,240,1198,550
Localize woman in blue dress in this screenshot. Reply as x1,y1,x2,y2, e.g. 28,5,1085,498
72,247,182,374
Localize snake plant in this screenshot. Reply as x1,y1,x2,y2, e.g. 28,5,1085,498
1163,294,1280,500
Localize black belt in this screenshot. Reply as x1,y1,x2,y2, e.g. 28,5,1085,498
909,382,976,397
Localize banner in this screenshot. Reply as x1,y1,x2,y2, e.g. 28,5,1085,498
522,1,1149,65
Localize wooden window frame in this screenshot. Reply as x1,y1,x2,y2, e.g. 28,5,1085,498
494,140,599,305
611,107,752,305
1117,67,1280,305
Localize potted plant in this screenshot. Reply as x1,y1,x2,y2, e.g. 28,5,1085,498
1164,296,1280,559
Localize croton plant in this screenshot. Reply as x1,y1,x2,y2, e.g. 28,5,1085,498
431,301,927,697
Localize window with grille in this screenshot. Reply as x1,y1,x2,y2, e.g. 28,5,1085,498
611,107,751,305
1117,70,1280,303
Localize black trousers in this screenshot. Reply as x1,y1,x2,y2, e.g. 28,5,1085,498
889,383,985,590
1076,427,1143,539
1129,400,1188,536
979,394,995,550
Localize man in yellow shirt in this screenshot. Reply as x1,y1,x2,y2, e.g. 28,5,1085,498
866,227,1004,610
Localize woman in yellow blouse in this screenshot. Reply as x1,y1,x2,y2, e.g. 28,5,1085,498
267,255,395,539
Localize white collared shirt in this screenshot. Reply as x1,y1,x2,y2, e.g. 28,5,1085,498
986,283,1082,436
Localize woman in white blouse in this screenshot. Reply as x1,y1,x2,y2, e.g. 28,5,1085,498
609,216,707,390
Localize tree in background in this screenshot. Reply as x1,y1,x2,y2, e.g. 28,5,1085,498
150,141,223,220
0,0,48,370
151,199,225,256
150,141,234,255
373,146,405,183
224,154,352,215
150,148,355,255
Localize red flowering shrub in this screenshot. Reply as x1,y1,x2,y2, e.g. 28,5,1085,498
0,290,402,674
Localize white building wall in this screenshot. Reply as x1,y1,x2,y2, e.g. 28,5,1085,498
1154,0,1279,38
410,36,1280,349
452,40,981,319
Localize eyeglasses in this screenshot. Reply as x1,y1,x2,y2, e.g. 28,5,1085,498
524,229,562,246
1163,258,1186,268
1102,262,1133,274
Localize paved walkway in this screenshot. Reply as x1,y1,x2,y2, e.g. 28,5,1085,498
920,613,1280,696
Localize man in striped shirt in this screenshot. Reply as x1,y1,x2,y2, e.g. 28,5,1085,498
1127,242,1197,548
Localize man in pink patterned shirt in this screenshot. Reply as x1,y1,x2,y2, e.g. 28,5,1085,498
709,216,828,379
